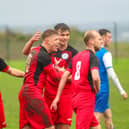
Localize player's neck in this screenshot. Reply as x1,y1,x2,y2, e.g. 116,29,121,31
59,43,68,51
86,46,95,53
41,43,51,53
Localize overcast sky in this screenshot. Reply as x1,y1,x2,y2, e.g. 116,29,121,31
0,0,129,26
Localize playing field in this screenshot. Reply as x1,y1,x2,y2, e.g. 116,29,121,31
0,59,129,129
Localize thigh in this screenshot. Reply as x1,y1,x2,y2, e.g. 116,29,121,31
76,104,93,129
104,108,112,119
90,114,99,128
56,95,73,125
44,94,58,124
0,92,6,128
76,92,96,129
20,87,53,129
95,92,109,113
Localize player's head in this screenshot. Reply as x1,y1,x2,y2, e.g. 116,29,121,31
54,23,70,50
98,29,112,47
84,30,101,52
42,29,59,52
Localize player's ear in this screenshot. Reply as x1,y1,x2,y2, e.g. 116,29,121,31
44,39,49,44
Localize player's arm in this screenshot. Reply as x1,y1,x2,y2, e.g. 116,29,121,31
50,70,71,110
90,54,100,93
91,68,100,94
38,54,63,81
5,67,25,77
44,64,64,81
103,52,128,99
0,58,24,77
22,30,40,55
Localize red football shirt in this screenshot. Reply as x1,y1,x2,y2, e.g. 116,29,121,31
45,45,78,96
23,45,62,94
67,49,99,93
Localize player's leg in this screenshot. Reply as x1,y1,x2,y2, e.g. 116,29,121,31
94,112,104,123
45,125,55,129
95,92,109,123
90,114,101,129
56,124,69,129
44,93,58,125
0,92,6,129
55,95,72,129
19,87,54,129
90,124,101,129
22,124,31,129
76,92,97,129
104,108,114,129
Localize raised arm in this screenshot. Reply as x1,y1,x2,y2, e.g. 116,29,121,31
22,30,40,55
103,52,128,100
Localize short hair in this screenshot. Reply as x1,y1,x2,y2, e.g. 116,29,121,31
54,23,70,32
42,29,58,41
83,30,96,45
98,29,111,36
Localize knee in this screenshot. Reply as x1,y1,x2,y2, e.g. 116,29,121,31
104,113,113,129
104,112,112,121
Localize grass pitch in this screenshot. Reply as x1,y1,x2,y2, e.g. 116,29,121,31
0,59,129,129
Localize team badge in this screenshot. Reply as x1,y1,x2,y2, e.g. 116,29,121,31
61,53,69,60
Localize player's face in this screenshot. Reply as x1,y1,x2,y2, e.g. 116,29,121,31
47,34,60,52
57,29,70,49
94,32,102,51
104,32,112,47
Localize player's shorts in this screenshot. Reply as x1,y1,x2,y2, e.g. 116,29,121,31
0,92,6,128
44,92,73,125
19,85,53,129
95,92,110,113
72,91,99,129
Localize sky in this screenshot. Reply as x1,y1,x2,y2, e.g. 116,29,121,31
0,0,129,26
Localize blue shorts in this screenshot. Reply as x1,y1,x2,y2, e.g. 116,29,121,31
95,92,110,113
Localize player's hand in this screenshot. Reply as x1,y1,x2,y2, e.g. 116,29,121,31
94,85,100,94
31,30,41,42
50,97,59,111
122,93,128,100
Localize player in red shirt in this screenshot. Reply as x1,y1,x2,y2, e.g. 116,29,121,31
44,24,78,129
51,30,102,129
0,58,24,129
22,23,78,129
19,29,62,129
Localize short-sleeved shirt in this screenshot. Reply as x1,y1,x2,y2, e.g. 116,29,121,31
45,45,78,96
24,45,61,93
67,49,99,93
96,47,112,93
45,46,78,96
0,58,9,72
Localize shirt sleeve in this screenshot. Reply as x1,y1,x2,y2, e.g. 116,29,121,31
103,52,112,69
37,52,51,68
0,58,9,72
89,54,99,71
38,54,63,80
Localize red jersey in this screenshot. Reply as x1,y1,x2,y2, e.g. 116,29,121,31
67,49,99,93
23,45,62,94
0,58,9,128
45,45,78,96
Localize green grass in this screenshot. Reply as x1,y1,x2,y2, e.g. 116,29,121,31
0,59,129,129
